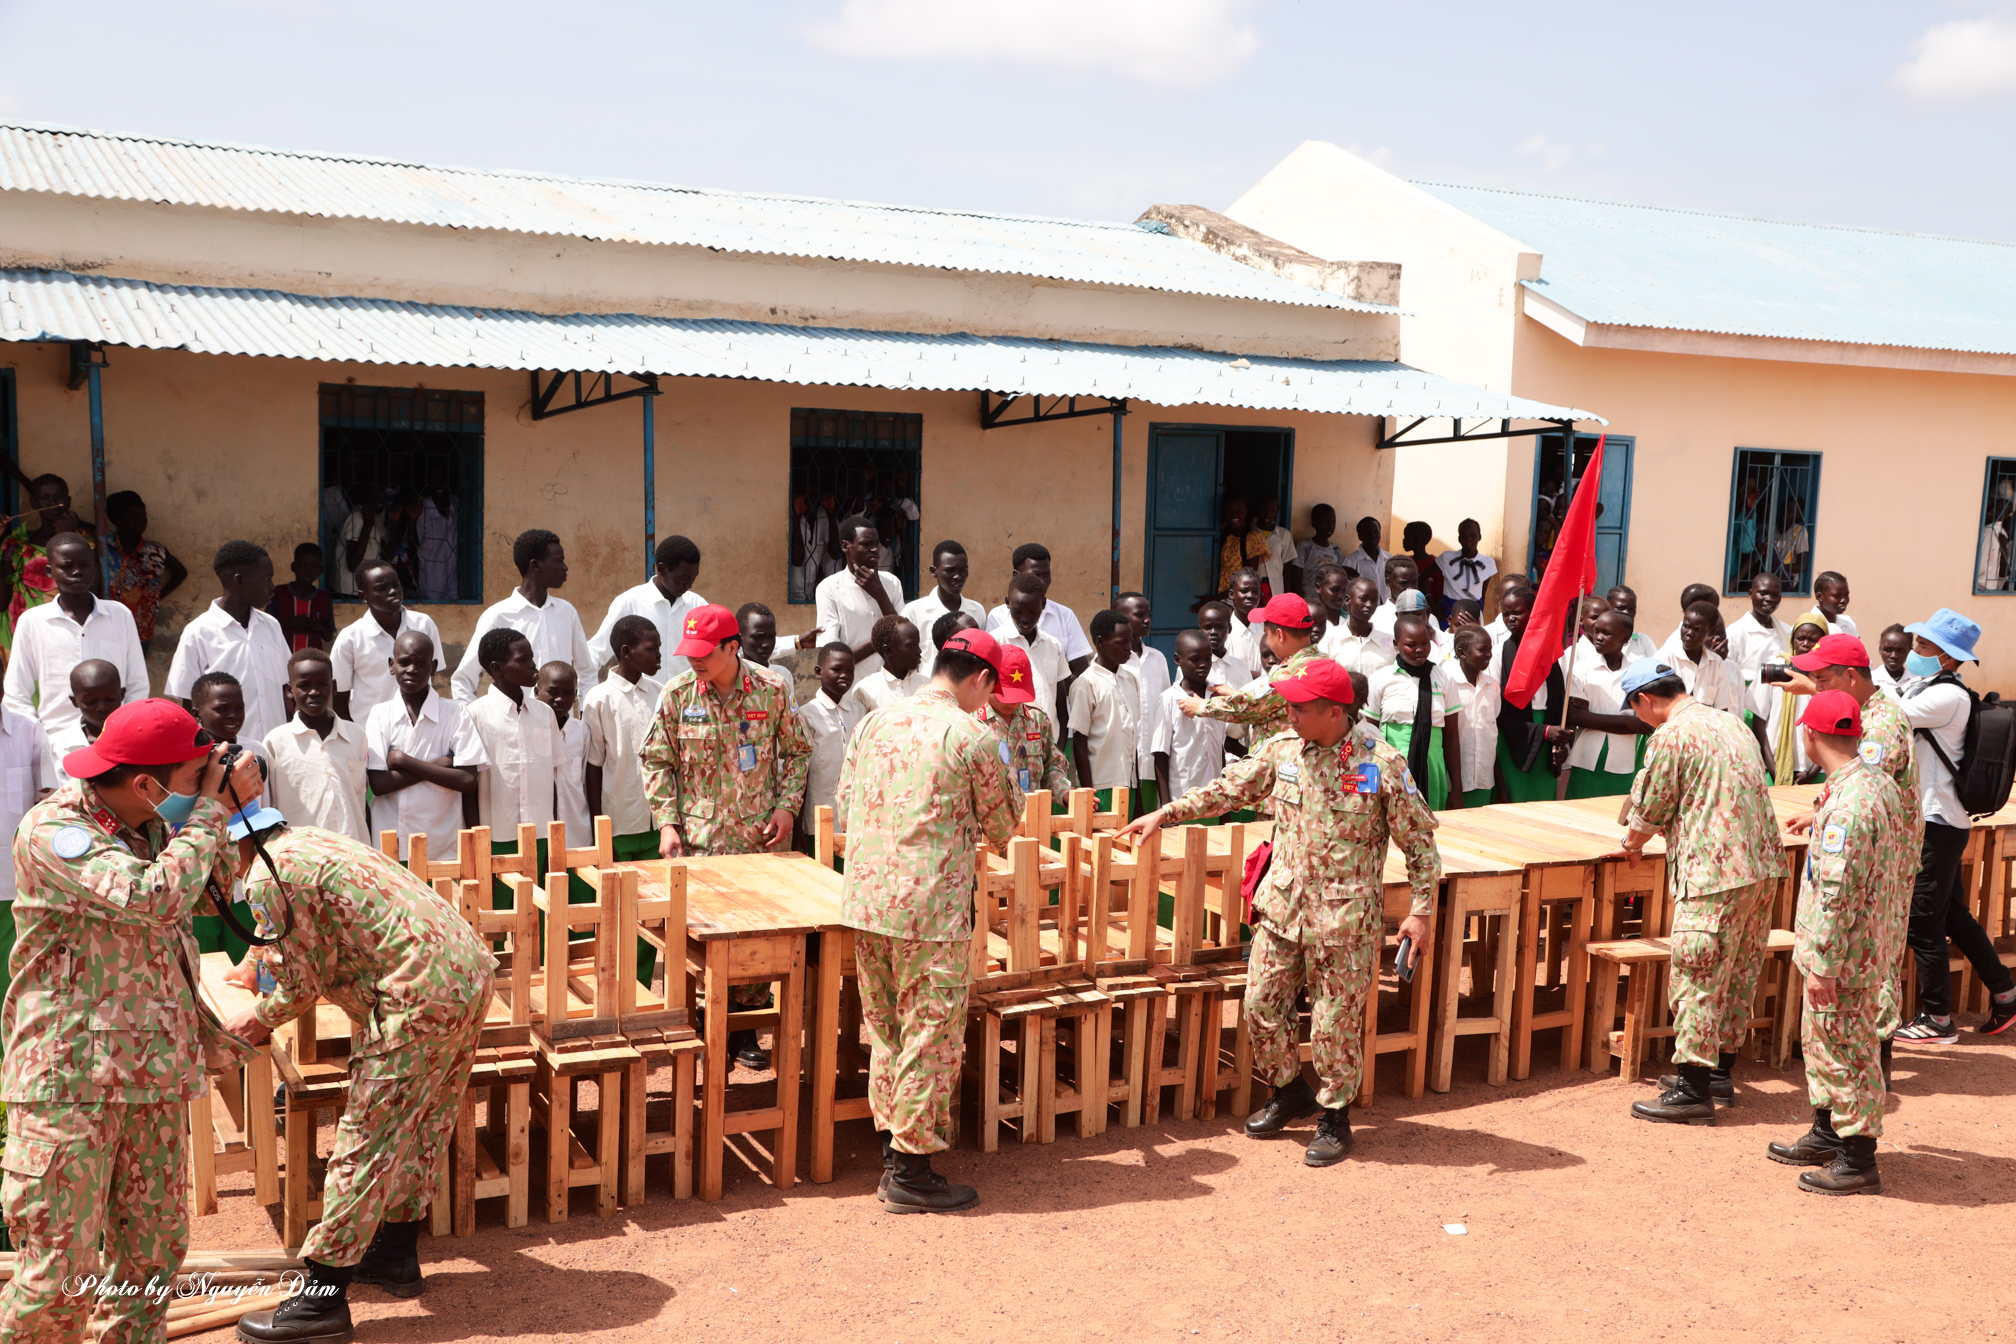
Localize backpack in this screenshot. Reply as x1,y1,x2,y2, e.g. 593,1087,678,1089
1913,672,2016,818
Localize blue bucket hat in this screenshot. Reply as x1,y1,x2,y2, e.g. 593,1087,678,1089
1619,658,1676,701
226,805,287,841
1904,608,1980,663
1393,588,1431,614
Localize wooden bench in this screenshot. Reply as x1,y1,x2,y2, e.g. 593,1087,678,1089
1588,928,1798,1080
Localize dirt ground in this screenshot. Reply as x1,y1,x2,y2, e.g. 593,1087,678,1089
188,1018,2016,1344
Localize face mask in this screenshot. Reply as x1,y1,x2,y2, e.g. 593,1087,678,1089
1905,651,1945,679
144,777,201,825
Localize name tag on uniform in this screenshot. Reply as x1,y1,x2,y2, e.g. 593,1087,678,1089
1859,741,1885,767
745,710,770,722
1821,823,1846,854
1018,769,1033,792
1279,762,1300,781
681,707,708,722
1351,763,1381,795
736,744,759,772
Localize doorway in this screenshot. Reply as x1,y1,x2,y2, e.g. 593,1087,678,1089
1143,424,1294,657
1529,431,1633,595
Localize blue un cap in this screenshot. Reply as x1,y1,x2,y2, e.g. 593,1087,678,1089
1904,608,1980,663
1619,659,1675,701
226,805,287,841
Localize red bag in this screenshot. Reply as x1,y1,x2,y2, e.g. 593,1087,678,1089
1239,840,1273,925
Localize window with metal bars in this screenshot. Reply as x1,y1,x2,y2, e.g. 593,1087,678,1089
787,408,922,605
318,384,483,603
1724,448,1821,596
1976,458,2016,594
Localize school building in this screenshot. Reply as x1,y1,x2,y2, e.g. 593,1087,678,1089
1224,141,2016,683
0,122,1591,673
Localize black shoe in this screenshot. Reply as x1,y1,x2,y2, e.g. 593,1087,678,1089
875,1129,895,1199
1244,1076,1319,1138
237,1260,354,1343
728,1029,772,1071
1630,1065,1716,1125
881,1152,978,1214
1798,1135,1881,1196
1881,1036,1894,1091
1895,1012,1958,1045
1767,1108,1843,1166
353,1218,426,1298
1303,1107,1353,1167
1981,997,2016,1037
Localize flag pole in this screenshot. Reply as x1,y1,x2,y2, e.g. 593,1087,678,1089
1555,590,1587,800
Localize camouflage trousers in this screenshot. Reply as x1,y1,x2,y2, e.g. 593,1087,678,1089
1668,879,1776,1068
855,932,968,1155
1803,984,1886,1139
301,984,488,1266
1246,924,1377,1110
0,1100,186,1344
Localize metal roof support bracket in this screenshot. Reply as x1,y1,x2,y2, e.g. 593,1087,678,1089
528,369,660,420
977,390,1131,601
1377,416,1579,450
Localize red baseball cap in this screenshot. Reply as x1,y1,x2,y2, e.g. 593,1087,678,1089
1800,689,1862,735
940,628,1005,676
65,698,213,780
674,604,741,658
1790,632,1870,673
1252,593,1314,630
993,644,1036,704
1273,657,1355,705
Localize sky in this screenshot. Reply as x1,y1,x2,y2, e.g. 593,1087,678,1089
2,0,2015,240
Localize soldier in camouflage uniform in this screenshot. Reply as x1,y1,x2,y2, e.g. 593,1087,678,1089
837,629,1018,1213
1178,593,1323,748
975,644,1068,803
220,815,496,1342
1765,692,1914,1196
0,699,262,1344
1124,658,1439,1168
1614,660,1786,1123
639,604,811,1069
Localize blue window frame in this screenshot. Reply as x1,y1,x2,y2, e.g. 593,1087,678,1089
0,369,16,524
1975,457,2016,595
1724,448,1821,597
318,384,484,603
787,408,922,605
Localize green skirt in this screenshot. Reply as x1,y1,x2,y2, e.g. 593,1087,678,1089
1381,723,1450,811
1496,707,1557,803
1462,788,1494,809
1566,735,1648,799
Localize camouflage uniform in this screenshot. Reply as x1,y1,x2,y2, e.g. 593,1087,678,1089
1855,688,1921,1038
1626,700,1785,1067
1162,731,1439,1108
1194,644,1323,747
975,702,1070,800
244,827,495,1266
1796,759,1915,1138
838,685,1019,1154
1,782,235,1344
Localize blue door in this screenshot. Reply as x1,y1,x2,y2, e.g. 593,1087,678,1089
1529,432,1633,595
1143,425,1294,659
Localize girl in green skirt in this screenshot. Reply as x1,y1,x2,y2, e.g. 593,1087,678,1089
1563,609,1654,798
1364,610,1463,808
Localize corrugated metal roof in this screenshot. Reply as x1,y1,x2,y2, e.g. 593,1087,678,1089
1418,181,2016,356
0,268,1596,424
0,121,1385,314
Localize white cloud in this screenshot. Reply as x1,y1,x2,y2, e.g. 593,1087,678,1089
1515,134,1572,172
802,0,1260,87
1892,17,2016,106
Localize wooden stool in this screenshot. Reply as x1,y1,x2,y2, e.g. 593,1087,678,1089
621,1034,704,1203
1590,929,1799,1078
1584,856,1670,1070
187,1052,281,1217
531,1037,635,1221
1511,864,1594,1079
1193,967,1252,1122
1430,874,1519,1092
444,1046,536,1234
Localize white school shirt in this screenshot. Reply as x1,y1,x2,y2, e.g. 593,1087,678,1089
1295,540,1346,598
0,707,47,900
1622,631,1658,663
1829,613,1860,639
996,628,1071,741
1257,525,1295,598
1654,632,1747,716
580,672,662,838
1561,654,1640,774
816,569,907,678
1723,611,1792,711
1150,682,1228,802
1127,646,1171,781
466,685,562,831
1446,665,1501,793
1342,547,1393,590
165,601,294,747
329,606,442,727
900,592,987,666
1207,652,1252,692
1067,662,1141,789
554,715,591,848
843,667,928,721
1897,677,1972,830
450,589,595,704
1872,664,1905,696
262,714,373,845
40,721,87,791
1226,615,1263,682
2,596,148,738
365,691,488,861
1436,550,1498,604
586,581,708,683
1317,623,1395,677
1363,662,1455,731
985,597,1093,665
795,691,861,829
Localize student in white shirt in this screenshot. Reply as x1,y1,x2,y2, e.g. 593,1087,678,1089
188,672,270,811
537,661,591,848
1292,504,1345,601
451,528,595,704
1151,630,1231,805
985,541,1094,669
464,627,562,836
844,615,926,721
1562,611,1652,798
0,701,48,999
1873,624,1911,695
581,615,666,860
365,629,484,861
38,659,123,790
1603,585,1660,663
1196,600,1251,689
166,539,294,746
1342,515,1392,592
1222,569,1267,680
1068,611,1141,797
736,603,795,693
1436,519,1499,610
816,514,906,678
794,643,861,838
900,541,987,668
1722,573,1793,720
1446,626,1500,807
586,534,707,682
1252,497,1295,601
261,648,372,845
1813,571,1858,638
1318,573,1396,676
1482,573,1532,656
3,532,148,740
1116,593,1170,799
1363,613,1463,809
329,560,442,726
1656,602,1748,716
995,574,1072,739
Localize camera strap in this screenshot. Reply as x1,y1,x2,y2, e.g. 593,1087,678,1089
203,766,296,947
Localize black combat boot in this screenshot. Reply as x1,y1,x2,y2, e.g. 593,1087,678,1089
875,1129,896,1199
1881,1036,1894,1091
881,1152,979,1214
1303,1106,1353,1167
352,1218,426,1297
1767,1108,1843,1166
728,1029,771,1071
1243,1075,1319,1137
236,1259,354,1343
1799,1134,1882,1196
1630,1063,1716,1125
1659,1051,1737,1105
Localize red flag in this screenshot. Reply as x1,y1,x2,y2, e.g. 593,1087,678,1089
1504,435,1606,709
